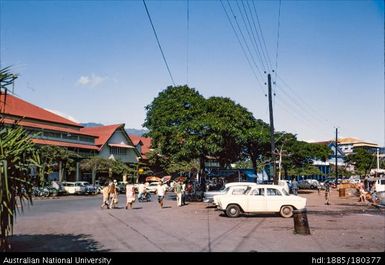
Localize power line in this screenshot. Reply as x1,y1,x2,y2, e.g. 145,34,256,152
220,0,265,95
225,1,264,80
276,74,331,126
251,0,273,72
274,0,282,81
238,0,267,72
244,0,271,72
143,0,175,86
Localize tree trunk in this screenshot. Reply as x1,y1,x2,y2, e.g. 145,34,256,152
58,161,63,182
91,166,96,185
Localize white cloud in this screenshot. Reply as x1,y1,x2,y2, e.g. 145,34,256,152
76,73,107,87
44,108,79,123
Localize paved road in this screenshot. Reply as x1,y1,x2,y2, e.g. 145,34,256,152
9,191,385,252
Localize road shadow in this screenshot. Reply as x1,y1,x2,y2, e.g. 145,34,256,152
162,206,172,209
298,190,315,194
307,208,384,216
218,213,279,218
132,207,143,210
9,234,109,252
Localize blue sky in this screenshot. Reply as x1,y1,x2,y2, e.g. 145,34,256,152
1,0,384,146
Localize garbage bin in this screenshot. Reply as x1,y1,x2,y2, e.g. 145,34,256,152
339,188,346,197
293,208,311,235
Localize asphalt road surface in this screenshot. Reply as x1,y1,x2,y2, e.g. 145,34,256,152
9,190,385,252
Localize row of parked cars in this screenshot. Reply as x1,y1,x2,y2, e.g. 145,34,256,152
57,181,98,195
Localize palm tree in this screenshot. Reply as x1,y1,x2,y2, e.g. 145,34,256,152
0,67,40,251
0,125,40,251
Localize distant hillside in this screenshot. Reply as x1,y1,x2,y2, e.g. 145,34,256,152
126,128,148,136
81,123,147,136
80,122,104,127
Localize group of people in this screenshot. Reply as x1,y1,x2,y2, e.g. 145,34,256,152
100,180,186,210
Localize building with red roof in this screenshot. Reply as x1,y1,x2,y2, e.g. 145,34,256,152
82,124,141,165
1,93,98,154
0,93,142,182
128,134,152,160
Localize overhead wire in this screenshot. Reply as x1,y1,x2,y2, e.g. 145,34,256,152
143,0,176,86
274,0,281,82
225,0,265,82
274,94,332,138
276,74,331,126
220,0,266,96
251,0,273,72
237,0,267,72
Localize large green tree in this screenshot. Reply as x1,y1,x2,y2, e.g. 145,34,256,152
240,119,271,173
345,148,375,176
279,133,331,178
144,86,259,176
144,85,207,173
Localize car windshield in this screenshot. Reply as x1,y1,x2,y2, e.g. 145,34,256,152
281,188,289,196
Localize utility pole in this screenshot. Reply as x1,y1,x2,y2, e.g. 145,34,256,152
267,73,277,185
335,128,338,186
377,148,380,171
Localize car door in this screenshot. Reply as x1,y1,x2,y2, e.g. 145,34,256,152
246,187,267,212
266,188,284,212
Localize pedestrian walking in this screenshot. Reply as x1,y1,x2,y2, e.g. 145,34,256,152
108,181,118,209
155,181,167,208
181,181,186,205
359,186,367,203
100,182,110,209
324,181,331,205
125,181,136,209
174,181,183,207
291,178,299,195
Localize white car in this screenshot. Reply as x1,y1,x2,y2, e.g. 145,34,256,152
215,184,307,218
203,182,258,204
146,182,160,193
75,181,97,194
62,181,86,195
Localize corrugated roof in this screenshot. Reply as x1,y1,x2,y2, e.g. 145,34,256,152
1,94,81,127
128,135,152,155
32,138,99,150
3,118,98,137
81,124,123,146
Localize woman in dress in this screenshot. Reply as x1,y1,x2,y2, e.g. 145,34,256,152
125,180,136,209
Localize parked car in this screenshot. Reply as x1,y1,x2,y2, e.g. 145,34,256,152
75,181,97,194
62,181,86,195
116,181,127,193
297,179,320,189
203,182,258,204
215,184,307,218
320,178,340,189
146,182,160,193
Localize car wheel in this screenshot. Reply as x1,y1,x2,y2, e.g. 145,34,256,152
226,204,241,218
280,205,294,218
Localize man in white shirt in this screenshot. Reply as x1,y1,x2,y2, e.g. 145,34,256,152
156,181,167,208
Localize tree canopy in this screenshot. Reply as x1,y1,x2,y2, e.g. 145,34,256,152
144,85,332,180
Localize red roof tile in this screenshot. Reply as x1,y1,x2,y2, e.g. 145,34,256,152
32,138,99,150
128,135,152,155
1,94,81,127
3,118,98,137
81,124,124,147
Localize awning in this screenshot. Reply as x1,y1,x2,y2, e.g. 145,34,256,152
146,176,161,182
108,143,135,149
